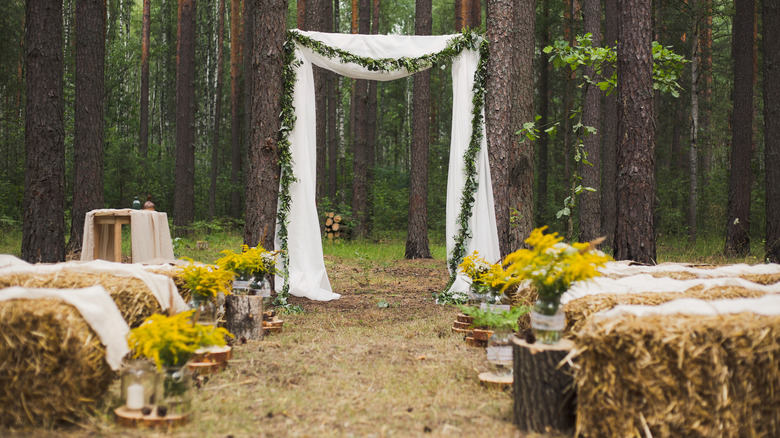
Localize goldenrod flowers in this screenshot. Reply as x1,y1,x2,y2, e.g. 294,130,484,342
127,311,232,369
503,226,611,298
177,260,235,301
216,245,278,278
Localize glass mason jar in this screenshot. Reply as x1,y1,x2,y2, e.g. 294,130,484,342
467,284,489,306
155,365,193,418
530,295,566,344
188,296,218,327
486,327,514,376
232,272,252,295
120,359,156,410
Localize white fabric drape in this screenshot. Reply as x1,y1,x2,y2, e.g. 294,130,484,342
276,31,500,301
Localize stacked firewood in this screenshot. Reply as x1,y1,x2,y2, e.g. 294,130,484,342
323,212,348,241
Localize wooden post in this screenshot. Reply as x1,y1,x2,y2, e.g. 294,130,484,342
224,295,264,340
512,337,576,433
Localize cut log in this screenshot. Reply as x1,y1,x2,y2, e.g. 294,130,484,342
224,295,264,341
334,215,341,223
325,218,334,227
327,233,334,239
334,232,340,238
327,212,335,218
512,337,576,434
331,223,340,232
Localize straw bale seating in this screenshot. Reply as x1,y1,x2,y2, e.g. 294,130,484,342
0,286,129,427
0,259,188,327
571,295,780,438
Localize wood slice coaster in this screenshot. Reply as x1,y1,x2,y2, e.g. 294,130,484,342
465,336,488,348
191,345,232,365
451,326,471,335
478,372,513,391
453,320,472,330
471,329,494,342
263,309,276,320
188,361,226,375
263,317,284,328
114,406,189,428
456,313,475,324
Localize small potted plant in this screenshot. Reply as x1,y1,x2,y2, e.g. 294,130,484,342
126,311,232,419
216,245,278,296
502,226,611,344
459,305,528,375
459,252,510,305
177,260,235,326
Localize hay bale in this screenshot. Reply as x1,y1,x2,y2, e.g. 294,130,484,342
0,298,114,427
565,286,766,334
573,313,780,437
0,271,161,327
144,267,190,302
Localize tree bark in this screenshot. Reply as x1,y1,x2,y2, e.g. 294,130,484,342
578,0,601,243
600,0,618,250
244,0,285,250
405,0,432,260
509,0,535,251
225,295,264,341
314,0,328,202
139,0,150,160
688,4,700,242
512,338,576,433
23,0,66,263
326,0,339,202
614,0,656,264
486,0,517,256
209,0,226,220
174,0,196,230
764,1,780,263
230,0,243,219
351,0,370,239
68,0,105,255
535,0,550,227
725,0,754,257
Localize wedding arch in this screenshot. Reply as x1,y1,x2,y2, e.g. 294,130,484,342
273,30,500,305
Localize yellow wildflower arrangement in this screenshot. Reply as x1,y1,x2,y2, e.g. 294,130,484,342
459,251,511,295
216,245,278,279
177,259,235,302
502,226,612,299
127,310,232,369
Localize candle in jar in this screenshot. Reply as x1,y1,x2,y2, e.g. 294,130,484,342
126,383,145,410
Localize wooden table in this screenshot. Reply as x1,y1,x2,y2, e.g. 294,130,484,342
93,210,131,262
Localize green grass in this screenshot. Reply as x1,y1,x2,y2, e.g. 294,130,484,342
0,226,21,257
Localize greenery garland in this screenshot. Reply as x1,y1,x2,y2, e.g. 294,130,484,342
278,29,488,306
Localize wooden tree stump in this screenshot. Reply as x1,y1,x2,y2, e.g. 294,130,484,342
512,337,576,434
224,295,264,341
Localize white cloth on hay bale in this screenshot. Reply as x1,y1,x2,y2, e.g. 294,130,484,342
0,259,188,314
0,285,129,370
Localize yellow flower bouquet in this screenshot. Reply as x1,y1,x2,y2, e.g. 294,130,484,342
459,251,512,304
216,245,278,288
502,226,611,343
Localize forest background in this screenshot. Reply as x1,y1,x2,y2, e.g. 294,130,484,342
1,0,778,265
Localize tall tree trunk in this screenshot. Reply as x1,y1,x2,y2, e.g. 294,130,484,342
765,0,780,263
601,0,618,250
297,0,306,27
455,0,463,30
327,0,338,202
535,0,550,227
578,0,601,242
139,0,150,159
510,0,535,250
244,0,285,250
725,0,754,257
405,0,432,259
614,0,656,264
364,0,380,234
486,0,516,256
470,0,481,28
314,0,328,203
23,0,65,263
230,0,243,218
562,0,576,238
209,0,226,220
242,0,254,222
688,3,700,242
351,0,370,238
174,0,196,230
68,0,106,255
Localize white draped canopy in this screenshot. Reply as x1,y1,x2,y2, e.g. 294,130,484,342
275,30,500,301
